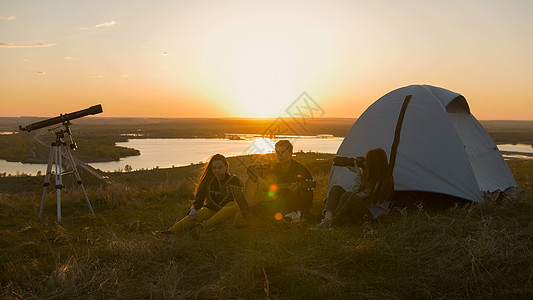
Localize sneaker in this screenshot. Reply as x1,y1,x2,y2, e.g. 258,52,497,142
311,219,333,231
284,211,302,222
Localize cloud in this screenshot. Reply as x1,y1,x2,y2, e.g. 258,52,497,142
0,42,55,48
0,16,16,20
78,20,116,30
94,21,116,28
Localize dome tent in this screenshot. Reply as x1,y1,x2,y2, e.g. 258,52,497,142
328,85,517,203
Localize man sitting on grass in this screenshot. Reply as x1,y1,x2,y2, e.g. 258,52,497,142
247,140,315,224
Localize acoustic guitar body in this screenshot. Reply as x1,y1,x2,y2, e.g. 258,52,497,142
244,174,277,207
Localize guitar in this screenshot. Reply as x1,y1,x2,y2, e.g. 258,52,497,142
228,177,317,208
228,164,316,212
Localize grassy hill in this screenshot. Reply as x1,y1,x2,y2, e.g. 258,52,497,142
1,153,532,298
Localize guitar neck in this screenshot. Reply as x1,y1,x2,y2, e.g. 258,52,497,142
273,183,295,190
264,180,316,191
228,180,316,194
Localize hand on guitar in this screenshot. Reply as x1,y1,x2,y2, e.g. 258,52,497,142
288,182,299,193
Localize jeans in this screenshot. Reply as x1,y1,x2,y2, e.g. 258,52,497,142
326,185,371,225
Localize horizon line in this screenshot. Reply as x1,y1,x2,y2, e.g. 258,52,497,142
2,116,533,122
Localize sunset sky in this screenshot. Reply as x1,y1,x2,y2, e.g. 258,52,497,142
1,0,532,120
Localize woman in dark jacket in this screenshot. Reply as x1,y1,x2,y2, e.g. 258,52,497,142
167,154,242,233
313,148,394,230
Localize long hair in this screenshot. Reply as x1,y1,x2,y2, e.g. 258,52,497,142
362,148,394,203
196,153,228,193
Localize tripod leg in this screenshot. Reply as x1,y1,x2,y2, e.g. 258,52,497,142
64,146,95,215
56,145,62,222
40,146,55,218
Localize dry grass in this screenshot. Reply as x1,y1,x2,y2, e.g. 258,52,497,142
1,155,532,299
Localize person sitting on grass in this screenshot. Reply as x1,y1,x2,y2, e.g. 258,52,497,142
312,148,394,230
164,153,242,234
248,140,315,224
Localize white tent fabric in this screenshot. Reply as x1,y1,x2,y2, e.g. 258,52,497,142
328,85,517,203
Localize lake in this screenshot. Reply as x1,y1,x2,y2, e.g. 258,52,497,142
0,138,531,176
0,137,343,175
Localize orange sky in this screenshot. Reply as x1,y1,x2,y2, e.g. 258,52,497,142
1,0,532,120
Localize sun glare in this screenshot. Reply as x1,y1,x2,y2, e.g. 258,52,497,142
227,38,301,118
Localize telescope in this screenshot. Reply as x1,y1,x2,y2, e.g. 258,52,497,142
19,104,103,132
18,104,103,222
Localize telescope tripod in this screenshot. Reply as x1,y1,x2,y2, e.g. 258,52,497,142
39,128,94,222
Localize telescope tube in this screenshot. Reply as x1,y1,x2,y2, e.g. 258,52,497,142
19,104,103,132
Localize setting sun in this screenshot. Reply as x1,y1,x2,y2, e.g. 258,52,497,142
226,37,301,117
194,21,314,118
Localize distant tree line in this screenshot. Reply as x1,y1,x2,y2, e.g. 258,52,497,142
0,132,139,163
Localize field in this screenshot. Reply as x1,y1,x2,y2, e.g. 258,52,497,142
1,153,532,299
